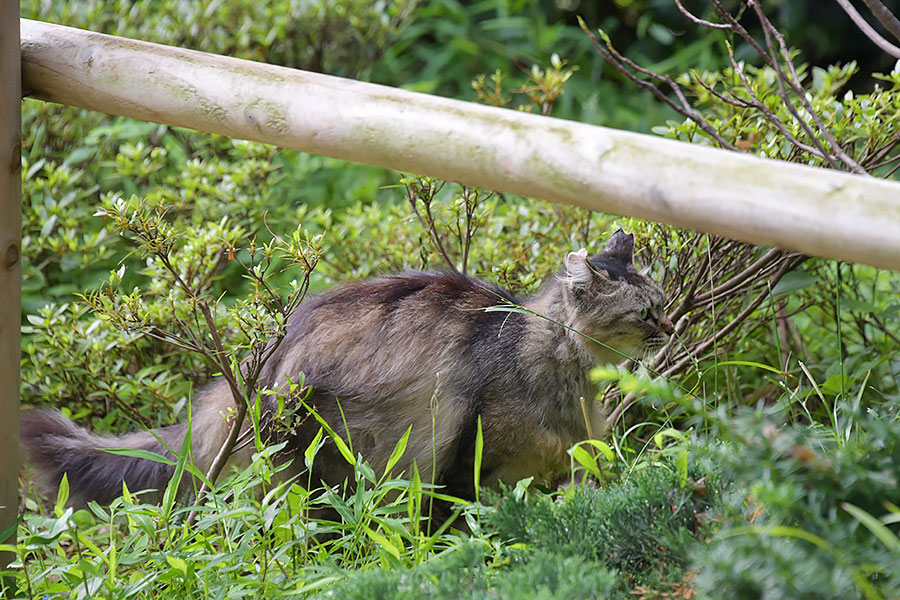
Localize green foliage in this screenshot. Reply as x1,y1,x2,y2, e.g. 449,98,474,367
323,544,619,600
373,0,695,129
20,130,314,426
660,60,900,176
486,464,716,591
22,0,415,77
314,178,612,294
22,302,195,428
690,409,900,599
6,442,455,599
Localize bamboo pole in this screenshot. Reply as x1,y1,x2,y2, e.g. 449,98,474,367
19,19,900,271
2,3,23,573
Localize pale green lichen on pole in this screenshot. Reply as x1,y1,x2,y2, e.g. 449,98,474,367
18,18,900,270
2,2,23,576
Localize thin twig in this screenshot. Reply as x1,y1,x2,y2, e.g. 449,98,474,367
747,3,846,171
578,17,741,151
407,181,457,271
861,0,900,41
187,390,248,526
709,0,779,71
751,1,869,174
692,247,783,304
693,75,753,109
872,314,900,345
724,43,835,160
664,255,804,376
674,0,731,29
835,0,900,58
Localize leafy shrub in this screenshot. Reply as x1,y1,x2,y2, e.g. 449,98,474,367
20,134,309,427
22,0,415,77
322,542,619,600
486,465,718,591
690,409,900,600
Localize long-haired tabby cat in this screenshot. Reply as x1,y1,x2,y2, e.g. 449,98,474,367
21,229,673,506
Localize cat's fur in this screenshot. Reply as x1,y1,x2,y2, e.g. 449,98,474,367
21,229,673,506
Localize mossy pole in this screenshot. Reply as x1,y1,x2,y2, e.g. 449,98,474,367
1,1,22,574
19,19,900,270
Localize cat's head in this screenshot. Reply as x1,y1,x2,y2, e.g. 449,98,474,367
562,229,673,363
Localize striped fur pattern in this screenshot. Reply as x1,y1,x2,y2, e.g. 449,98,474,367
21,229,673,505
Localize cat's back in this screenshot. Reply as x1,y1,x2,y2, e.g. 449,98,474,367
263,271,521,393
303,270,514,318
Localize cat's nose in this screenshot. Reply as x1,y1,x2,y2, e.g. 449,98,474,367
659,314,674,336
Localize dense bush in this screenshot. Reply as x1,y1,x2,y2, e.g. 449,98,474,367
322,543,620,600
486,465,718,591
22,0,416,77
691,409,900,599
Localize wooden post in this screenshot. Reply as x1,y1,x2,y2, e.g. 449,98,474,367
1,0,22,573
19,20,900,271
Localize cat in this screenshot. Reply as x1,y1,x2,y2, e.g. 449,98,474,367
21,229,673,507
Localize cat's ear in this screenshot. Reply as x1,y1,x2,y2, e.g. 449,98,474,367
565,248,592,286
604,229,634,265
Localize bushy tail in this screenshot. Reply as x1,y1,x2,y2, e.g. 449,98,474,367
20,381,234,507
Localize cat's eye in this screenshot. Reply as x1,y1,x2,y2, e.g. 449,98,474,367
637,308,650,320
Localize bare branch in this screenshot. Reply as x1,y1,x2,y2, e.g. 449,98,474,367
693,75,754,109
750,1,869,174
835,0,900,58
578,17,741,152
861,0,900,42
406,179,457,271
724,43,837,161
675,0,731,28
664,255,804,377
692,247,783,304
709,0,779,71
187,391,248,526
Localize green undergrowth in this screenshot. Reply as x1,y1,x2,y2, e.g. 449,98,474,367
488,467,714,572
320,543,620,600
10,391,900,599
4,433,711,599
691,408,900,600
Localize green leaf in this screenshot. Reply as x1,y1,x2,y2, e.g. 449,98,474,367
771,270,818,297
166,555,189,576
676,449,688,488
301,399,355,466
304,427,325,470
843,502,900,553
363,526,401,561
842,297,878,314
569,445,602,479
582,439,615,463
383,426,411,477
513,476,534,502
703,360,787,377
55,473,70,517
653,428,688,449
162,414,192,519
483,304,530,315
101,448,175,465
473,416,484,503
40,214,58,238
